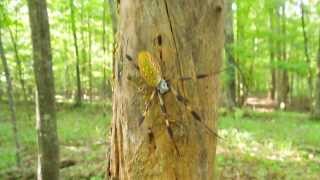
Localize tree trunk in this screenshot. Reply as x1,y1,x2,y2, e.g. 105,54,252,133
27,0,60,179
0,28,21,168
313,29,320,119
70,0,82,106
225,0,236,109
109,0,224,179
281,4,289,105
102,0,108,98
8,28,28,103
275,3,289,109
80,0,88,98
102,0,113,109
300,1,313,96
278,4,289,108
108,0,118,35
87,14,93,102
268,9,276,100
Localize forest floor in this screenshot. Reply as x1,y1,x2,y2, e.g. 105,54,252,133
0,102,320,179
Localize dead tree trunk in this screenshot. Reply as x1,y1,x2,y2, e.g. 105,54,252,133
27,0,60,179
109,0,224,179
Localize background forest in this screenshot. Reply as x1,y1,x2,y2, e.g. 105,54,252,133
0,0,320,179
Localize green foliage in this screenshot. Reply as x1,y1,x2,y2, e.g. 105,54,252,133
1,102,320,179
0,102,110,178
0,0,114,99
223,0,320,96
217,109,320,179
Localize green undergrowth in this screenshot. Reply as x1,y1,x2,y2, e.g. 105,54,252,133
216,109,320,179
1,103,319,179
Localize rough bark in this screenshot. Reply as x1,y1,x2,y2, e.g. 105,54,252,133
225,0,236,108
70,0,82,106
313,29,320,119
0,28,21,168
109,0,224,179
27,0,60,179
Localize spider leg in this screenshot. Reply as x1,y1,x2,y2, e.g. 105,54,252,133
169,86,221,138
178,68,228,81
139,89,157,126
157,92,180,156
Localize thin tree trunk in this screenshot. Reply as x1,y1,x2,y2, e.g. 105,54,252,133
108,0,118,35
102,0,107,98
278,4,289,108
63,39,72,98
225,0,236,108
275,3,289,109
70,0,82,106
8,27,32,121
313,29,320,119
300,1,313,96
0,28,21,168
109,0,224,179
27,0,59,179
80,0,87,98
87,14,93,102
282,4,289,104
8,27,28,103
269,9,276,100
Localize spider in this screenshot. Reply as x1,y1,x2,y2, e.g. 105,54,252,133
125,46,219,155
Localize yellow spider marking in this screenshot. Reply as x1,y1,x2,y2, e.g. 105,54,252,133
138,51,162,87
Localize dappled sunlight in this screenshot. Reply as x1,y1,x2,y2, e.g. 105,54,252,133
217,128,319,163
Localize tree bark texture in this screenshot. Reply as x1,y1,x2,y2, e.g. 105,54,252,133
27,0,60,179
109,0,224,179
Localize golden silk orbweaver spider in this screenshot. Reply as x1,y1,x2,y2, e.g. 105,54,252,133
137,51,170,95
137,51,162,88
126,48,220,156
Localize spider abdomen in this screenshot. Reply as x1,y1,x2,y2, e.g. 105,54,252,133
138,51,162,87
